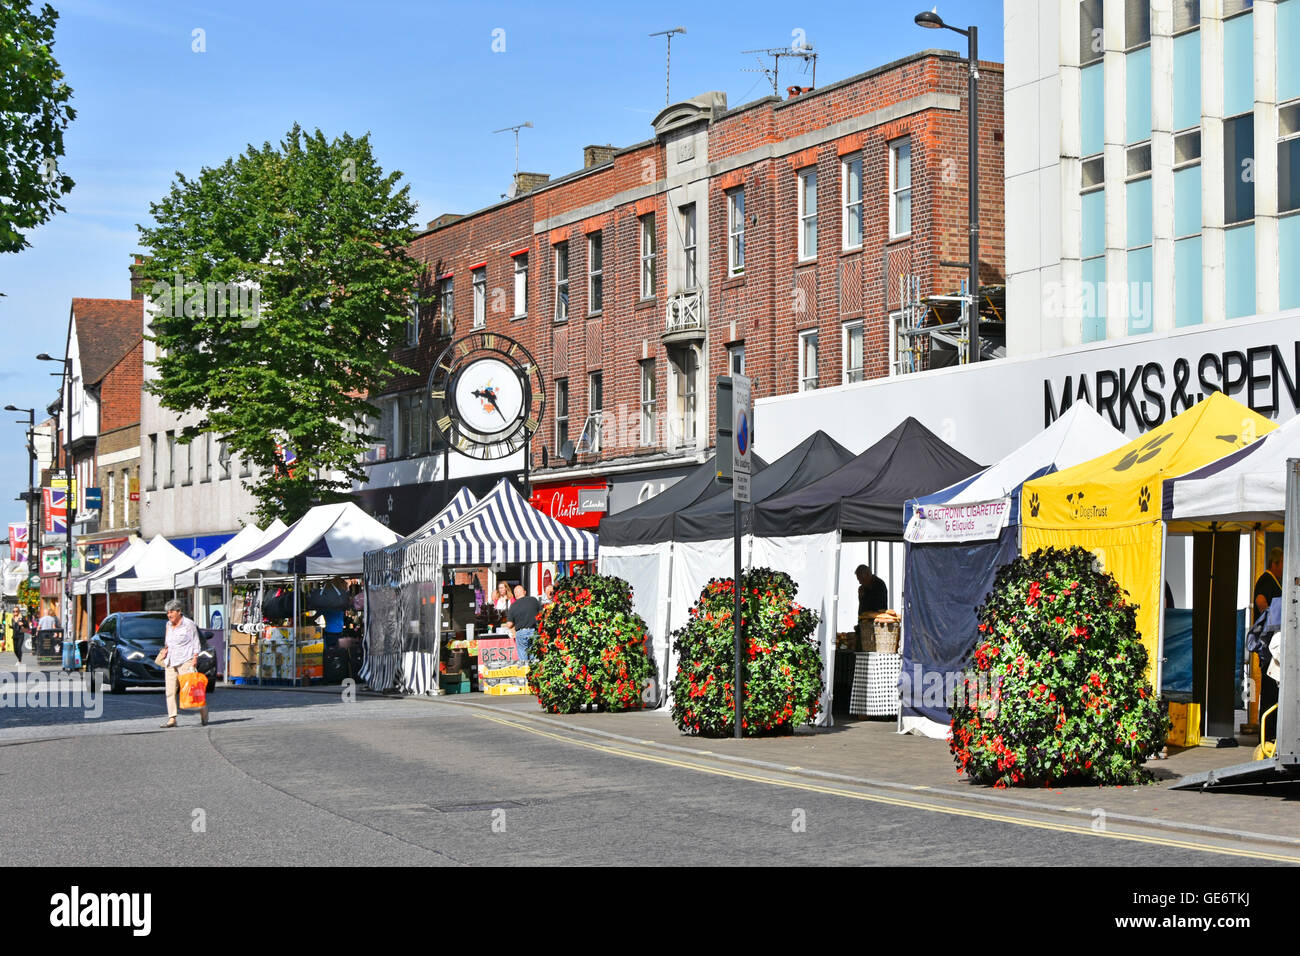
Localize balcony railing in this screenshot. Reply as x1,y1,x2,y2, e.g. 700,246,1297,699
665,291,705,337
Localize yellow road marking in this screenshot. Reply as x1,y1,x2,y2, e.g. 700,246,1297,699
473,712,1300,864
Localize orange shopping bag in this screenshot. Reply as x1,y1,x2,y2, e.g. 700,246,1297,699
178,671,207,709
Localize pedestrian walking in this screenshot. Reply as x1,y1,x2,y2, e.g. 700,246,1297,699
159,599,208,728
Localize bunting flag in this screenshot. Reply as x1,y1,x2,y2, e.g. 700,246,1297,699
275,442,297,478
8,523,27,562
43,488,68,535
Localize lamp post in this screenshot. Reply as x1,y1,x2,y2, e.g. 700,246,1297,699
5,405,37,577
915,9,981,363
37,353,73,626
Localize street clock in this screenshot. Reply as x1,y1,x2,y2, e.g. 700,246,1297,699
426,332,545,460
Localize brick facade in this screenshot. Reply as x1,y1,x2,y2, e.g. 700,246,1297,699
380,51,1004,497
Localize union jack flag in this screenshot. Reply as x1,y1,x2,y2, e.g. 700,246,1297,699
43,488,68,535
8,523,27,562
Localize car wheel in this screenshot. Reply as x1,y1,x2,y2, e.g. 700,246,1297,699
109,657,126,694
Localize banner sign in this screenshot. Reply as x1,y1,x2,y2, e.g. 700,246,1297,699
129,476,140,502
8,523,28,562
904,497,1013,544
40,547,63,575
477,637,530,695
529,483,607,529
84,486,102,511
42,488,68,535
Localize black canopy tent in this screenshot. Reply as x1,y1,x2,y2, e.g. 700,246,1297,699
597,452,768,547
673,431,855,542
754,418,984,540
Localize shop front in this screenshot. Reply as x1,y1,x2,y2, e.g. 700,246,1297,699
529,480,605,594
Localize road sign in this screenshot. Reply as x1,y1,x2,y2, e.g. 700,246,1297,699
732,374,752,502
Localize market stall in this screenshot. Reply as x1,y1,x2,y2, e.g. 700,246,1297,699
365,479,597,696
1161,412,1300,740
898,403,1127,738
363,486,478,695
753,417,984,725
1021,392,1275,705
71,536,145,633
231,502,400,686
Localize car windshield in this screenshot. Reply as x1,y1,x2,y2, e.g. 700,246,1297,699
119,615,168,644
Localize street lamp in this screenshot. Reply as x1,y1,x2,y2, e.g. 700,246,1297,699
5,404,37,576
37,352,73,626
915,9,981,363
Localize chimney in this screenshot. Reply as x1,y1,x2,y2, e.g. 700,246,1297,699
583,145,615,169
130,254,149,300
513,171,550,195
426,213,464,231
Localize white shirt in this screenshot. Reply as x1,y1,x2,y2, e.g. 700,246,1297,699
38,614,59,631
164,616,202,667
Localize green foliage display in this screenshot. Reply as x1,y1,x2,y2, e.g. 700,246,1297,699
670,568,823,737
0,0,76,255
950,547,1168,787
137,125,420,523
529,573,657,713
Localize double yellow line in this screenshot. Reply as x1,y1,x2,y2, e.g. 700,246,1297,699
473,712,1300,863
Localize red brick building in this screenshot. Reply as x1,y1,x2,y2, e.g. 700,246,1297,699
360,49,1004,531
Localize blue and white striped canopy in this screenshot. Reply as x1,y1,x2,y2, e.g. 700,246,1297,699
410,478,598,567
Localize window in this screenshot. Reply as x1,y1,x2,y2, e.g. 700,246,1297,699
1280,102,1300,213
1224,113,1255,224
585,371,603,453
1080,0,1104,66
472,267,486,329
640,215,656,298
1282,0,1300,103
203,432,212,482
401,393,426,456
640,360,656,445
798,168,818,258
1126,47,1152,144
165,431,176,488
437,278,454,335
148,434,157,490
842,157,863,249
554,243,569,322
183,440,193,486
727,189,745,275
240,451,251,478
513,253,528,318
670,346,698,446
406,289,420,346
727,342,745,377
680,204,698,289
1224,0,1254,15
843,321,864,383
107,471,116,528
1173,30,1201,131
1224,6,1254,117
889,141,911,237
1173,0,1200,33
218,440,230,480
555,379,569,453
798,330,819,391
1226,223,1256,318
888,311,913,377
1124,0,1150,49
1127,174,1154,333
588,233,603,313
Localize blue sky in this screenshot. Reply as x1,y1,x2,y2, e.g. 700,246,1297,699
0,0,1004,531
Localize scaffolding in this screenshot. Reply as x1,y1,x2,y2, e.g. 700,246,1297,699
895,278,1005,370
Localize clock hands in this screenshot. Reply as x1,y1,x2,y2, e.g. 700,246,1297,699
472,386,510,424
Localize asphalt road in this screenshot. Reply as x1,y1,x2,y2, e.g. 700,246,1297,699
0,666,1287,866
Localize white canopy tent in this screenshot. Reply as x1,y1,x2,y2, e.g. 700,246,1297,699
71,537,145,596
97,535,195,594
175,522,272,589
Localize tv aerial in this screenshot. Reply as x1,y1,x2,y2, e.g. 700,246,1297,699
741,42,818,96
493,121,533,190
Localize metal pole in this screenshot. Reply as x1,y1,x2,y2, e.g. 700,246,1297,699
292,574,300,687
967,25,981,364
733,499,742,738
1277,459,1300,752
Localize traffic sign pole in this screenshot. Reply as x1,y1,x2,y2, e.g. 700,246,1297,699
730,374,752,739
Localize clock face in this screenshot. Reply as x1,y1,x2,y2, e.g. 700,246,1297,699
427,332,545,460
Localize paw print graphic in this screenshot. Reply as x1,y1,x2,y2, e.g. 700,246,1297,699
1029,492,1040,518
1138,485,1151,513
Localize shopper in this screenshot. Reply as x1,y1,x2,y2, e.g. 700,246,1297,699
505,585,541,663
37,608,59,632
1254,548,1284,741
493,581,513,612
159,598,208,729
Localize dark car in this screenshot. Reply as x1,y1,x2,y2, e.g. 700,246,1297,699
86,612,218,695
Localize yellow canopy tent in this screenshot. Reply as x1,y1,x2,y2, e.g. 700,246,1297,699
1021,392,1275,684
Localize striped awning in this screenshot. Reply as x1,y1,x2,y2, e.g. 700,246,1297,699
409,478,598,567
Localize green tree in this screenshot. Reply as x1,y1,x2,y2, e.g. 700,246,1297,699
0,0,76,254
137,125,420,523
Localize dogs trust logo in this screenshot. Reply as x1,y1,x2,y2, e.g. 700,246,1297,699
1138,485,1151,513
1066,490,1109,521
1028,492,1040,519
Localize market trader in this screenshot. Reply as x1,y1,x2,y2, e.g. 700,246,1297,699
855,565,889,615
505,585,542,663
1254,547,1284,741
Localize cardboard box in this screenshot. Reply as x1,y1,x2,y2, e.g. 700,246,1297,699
1167,701,1201,748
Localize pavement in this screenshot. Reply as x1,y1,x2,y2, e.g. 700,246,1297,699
410,689,1300,853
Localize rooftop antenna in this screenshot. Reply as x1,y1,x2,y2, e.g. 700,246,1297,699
492,121,533,184
741,42,819,96
649,27,686,106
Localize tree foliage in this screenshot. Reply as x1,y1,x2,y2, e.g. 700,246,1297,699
137,125,420,522
0,0,76,255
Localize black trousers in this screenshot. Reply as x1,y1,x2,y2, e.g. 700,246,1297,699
1261,674,1279,742
11,630,22,663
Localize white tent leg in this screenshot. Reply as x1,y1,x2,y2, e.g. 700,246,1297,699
292,574,300,687
825,530,843,728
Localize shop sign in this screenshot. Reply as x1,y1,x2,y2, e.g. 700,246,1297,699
41,547,63,575
84,544,102,572
129,476,140,502
530,483,607,529
904,497,1012,544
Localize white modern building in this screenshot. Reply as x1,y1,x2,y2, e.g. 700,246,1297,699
1005,0,1300,353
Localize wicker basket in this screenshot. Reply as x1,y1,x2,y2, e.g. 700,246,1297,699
872,620,901,654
